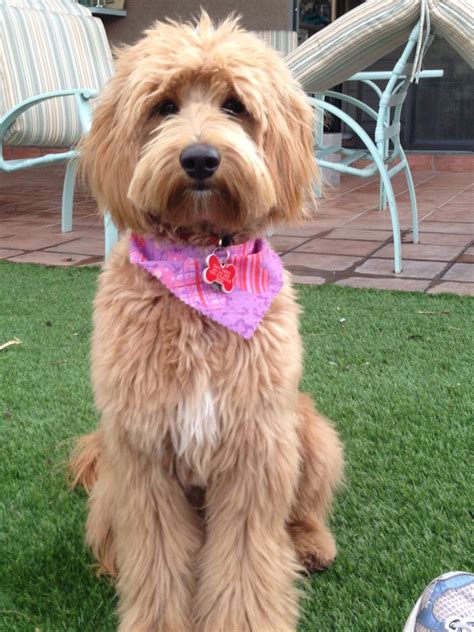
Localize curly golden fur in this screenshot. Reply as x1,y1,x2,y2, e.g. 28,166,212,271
69,13,343,632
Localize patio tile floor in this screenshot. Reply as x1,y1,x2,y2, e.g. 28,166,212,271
0,163,472,295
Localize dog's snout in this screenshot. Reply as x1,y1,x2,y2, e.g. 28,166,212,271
179,144,221,180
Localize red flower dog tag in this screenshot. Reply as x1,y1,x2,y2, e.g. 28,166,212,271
203,252,236,293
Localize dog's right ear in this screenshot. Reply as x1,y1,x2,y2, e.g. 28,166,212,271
79,49,150,234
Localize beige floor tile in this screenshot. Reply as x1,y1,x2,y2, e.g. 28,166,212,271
443,263,474,283
0,220,34,232
0,234,79,250
326,228,392,241
282,251,360,272
8,251,88,266
274,221,341,237
290,275,326,285
0,248,25,259
46,238,105,256
269,235,308,253
427,208,474,223
345,212,414,230
419,221,474,235
405,232,473,247
375,243,463,262
428,281,474,296
355,258,446,279
294,238,378,257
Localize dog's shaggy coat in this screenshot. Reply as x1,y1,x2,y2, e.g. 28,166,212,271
70,13,343,632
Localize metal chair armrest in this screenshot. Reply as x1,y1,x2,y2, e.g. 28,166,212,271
0,88,97,137
0,88,97,172
1,149,79,172
348,69,444,81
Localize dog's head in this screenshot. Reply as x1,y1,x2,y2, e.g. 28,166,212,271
82,13,316,239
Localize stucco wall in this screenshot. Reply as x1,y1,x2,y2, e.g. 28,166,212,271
102,0,293,46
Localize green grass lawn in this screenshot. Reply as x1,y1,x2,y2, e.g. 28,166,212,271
0,260,472,632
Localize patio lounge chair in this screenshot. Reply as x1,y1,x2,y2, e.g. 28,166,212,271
285,0,472,273
309,23,443,274
0,0,118,254
287,0,472,93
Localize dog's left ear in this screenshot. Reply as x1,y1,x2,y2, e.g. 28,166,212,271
263,80,317,225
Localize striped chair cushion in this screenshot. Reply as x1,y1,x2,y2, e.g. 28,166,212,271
428,0,472,68
5,0,91,16
286,0,473,92
253,30,298,56
1,0,113,146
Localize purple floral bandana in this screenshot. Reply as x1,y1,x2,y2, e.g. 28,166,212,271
129,234,283,339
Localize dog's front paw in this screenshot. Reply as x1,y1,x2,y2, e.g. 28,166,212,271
194,593,297,632
289,519,337,574
195,616,294,632
119,619,191,632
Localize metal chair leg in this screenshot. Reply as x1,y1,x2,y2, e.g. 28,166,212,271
379,111,389,212
104,211,119,256
379,171,403,273
400,149,419,243
61,157,78,232
379,179,388,211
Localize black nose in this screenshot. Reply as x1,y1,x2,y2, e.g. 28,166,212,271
179,144,221,180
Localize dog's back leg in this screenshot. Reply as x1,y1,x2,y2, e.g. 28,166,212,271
68,429,117,576
68,430,102,494
288,393,344,573
86,452,118,577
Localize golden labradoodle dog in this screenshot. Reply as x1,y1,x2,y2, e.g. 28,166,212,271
70,13,343,632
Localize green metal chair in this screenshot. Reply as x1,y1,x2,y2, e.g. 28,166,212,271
308,22,443,273
0,0,118,254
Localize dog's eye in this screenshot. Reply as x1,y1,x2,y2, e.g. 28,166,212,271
222,97,246,116
150,99,179,118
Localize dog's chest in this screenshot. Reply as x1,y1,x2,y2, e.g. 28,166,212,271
169,387,218,460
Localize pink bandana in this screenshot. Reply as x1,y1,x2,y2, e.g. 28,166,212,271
129,234,283,338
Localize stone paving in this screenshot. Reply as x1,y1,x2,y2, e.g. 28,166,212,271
0,163,472,295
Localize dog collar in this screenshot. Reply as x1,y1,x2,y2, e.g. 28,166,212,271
129,234,283,339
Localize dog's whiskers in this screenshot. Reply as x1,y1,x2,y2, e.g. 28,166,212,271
191,188,212,200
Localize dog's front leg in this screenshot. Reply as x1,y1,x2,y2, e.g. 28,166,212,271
193,429,301,632
113,456,201,632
